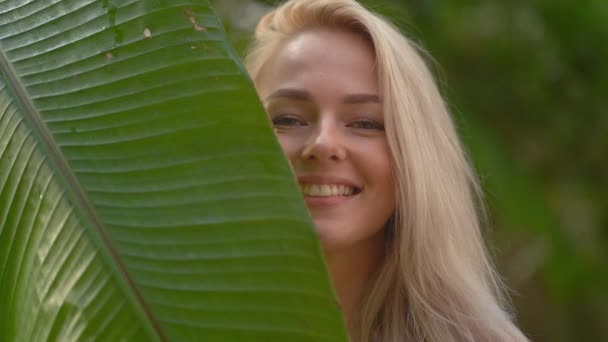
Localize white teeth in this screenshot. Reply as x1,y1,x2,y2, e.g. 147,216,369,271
300,184,356,197
320,185,330,196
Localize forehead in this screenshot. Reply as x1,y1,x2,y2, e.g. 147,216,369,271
257,29,379,95
281,28,375,67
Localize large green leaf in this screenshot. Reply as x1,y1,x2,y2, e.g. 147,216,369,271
0,0,347,340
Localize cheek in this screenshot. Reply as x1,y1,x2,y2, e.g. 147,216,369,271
378,151,394,189
276,134,302,161
356,140,393,175
360,142,395,204
379,156,395,204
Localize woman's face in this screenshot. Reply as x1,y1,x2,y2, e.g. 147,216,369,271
256,29,395,252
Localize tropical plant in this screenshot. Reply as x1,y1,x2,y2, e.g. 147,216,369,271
0,0,347,340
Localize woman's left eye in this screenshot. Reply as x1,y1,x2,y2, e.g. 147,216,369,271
348,119,384,130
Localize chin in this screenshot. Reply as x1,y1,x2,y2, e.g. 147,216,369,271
313,218,388,255
313,223,355,252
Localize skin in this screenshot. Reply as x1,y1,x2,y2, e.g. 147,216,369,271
255,29,395,334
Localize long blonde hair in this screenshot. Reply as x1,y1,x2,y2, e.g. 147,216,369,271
245,1,528,341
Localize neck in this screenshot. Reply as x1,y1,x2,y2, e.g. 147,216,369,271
324,231,385,340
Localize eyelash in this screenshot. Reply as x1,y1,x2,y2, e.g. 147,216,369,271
348,119,385,130
271,115,307,127
271,115,384,131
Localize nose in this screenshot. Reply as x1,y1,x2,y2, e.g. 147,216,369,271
301,119,346,162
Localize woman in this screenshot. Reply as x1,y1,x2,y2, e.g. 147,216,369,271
245,0,528,341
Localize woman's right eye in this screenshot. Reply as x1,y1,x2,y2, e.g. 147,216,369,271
271,115,307,127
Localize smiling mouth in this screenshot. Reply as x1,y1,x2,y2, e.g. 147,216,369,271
299,183,362,197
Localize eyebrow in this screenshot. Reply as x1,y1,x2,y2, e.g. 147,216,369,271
265,88,380,104
265,89,312,101
341,93,380,104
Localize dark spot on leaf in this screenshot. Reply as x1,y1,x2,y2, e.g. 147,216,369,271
182,7,194,18
181,7,206,32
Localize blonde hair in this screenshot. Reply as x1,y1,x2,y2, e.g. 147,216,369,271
245,1,528,341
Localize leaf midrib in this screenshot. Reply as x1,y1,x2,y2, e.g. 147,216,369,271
0,47,167,341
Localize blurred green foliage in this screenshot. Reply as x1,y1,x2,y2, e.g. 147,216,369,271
212,0,608,340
